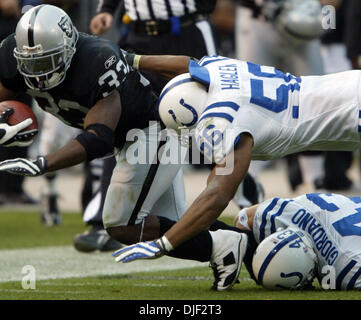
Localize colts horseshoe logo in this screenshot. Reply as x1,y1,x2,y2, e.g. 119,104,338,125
275,272,303,289
168,98,198,127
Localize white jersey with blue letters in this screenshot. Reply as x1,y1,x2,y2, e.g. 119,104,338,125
190,56,361,162
253,193,361,290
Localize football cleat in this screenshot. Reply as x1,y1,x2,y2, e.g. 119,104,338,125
73,226,123,253
40,192,61,226
210,230,248,291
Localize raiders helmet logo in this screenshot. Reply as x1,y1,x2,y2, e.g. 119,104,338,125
58,16,73,38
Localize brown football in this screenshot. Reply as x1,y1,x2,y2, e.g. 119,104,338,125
0,100,38,139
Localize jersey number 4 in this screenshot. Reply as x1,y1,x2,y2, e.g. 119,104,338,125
306,193,361,237
247,62,301,115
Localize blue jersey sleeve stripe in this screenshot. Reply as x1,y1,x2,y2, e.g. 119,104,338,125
259,197,279,242
336,260,356,289
198,112,234,123
234,133,242,146
270,200,293,234
188,59,211,87
257,233,299,285
198,56,207,64
347,266,361,290
203,101,240,113
156,77,194,110
198,55,218,65
349,196,361,204
200,57,229,67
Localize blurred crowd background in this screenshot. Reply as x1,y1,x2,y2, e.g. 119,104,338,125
0,0,360,238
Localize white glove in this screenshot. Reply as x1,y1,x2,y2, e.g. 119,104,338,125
0,108,37,147
113,237,171,263
0,156,47,176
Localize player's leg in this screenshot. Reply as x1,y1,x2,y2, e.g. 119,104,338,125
73,157,123,252
103,124,248,290
102,123,185,242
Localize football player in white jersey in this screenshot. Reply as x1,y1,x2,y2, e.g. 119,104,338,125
113,53,361,277
234,192,361,290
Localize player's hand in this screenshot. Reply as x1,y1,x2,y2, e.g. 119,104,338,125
0,108,37,147
0,155,47,176
113,238,168,263
90,12,113,35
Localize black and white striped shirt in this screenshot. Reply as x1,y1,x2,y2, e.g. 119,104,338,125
98,0,217,21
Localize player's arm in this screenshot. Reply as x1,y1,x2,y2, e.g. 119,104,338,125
0,90,121,176
113,133,254,261
164,133,253,248
127,54,192,79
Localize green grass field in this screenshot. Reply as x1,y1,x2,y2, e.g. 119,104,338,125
0,210,360,301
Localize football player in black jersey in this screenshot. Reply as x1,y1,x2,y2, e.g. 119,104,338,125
0,5,249,291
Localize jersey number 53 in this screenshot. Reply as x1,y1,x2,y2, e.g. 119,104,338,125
247,62,301,117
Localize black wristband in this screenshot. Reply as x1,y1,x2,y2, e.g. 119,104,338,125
125,53,135,66
124,53,141,69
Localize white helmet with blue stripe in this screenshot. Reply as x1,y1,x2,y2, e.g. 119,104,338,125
157,73,208,135
252,228,317,289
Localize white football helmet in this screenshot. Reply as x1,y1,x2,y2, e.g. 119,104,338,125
271,0,325,41
157,73,208,135
252,228,317,289
14,4,78,91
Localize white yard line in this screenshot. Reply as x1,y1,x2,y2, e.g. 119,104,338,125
0,246,207,283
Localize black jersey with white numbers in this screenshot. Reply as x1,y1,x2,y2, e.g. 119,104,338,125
0,33,159,149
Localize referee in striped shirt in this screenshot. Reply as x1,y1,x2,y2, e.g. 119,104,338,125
90,0,218,92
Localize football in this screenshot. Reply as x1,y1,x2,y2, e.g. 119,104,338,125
0,100,38,140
